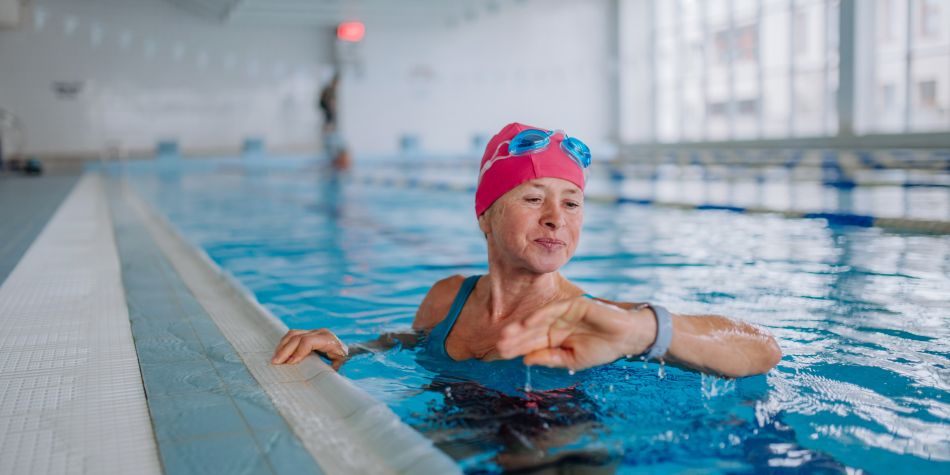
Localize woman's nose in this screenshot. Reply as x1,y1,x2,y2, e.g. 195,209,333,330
542,204,563,230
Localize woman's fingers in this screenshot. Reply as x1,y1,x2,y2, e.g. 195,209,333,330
497,298,590,359
272,329,347,365
288,335,320,364
289,332,346,364
497,325,550,359
278,329,306,346
272,330,306,360
522,348,577,369
271,336,301,364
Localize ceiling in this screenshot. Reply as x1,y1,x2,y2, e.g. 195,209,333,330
163,0,519,27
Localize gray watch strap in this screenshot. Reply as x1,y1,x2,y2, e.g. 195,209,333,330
639,303,673,361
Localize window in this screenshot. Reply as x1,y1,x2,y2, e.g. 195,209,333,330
881,83,896,109
919,80,937,108
919,0,943,38
878,0,897,42
642,0,836,141
708,101,728,117
737,98,758,115
620,0,950,143
858,0,950,133
735,24,758,62
714,24,758,64
794,10,809,57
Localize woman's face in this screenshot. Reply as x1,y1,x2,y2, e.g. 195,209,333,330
480,177,584,274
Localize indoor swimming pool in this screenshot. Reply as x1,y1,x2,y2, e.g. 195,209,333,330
110,155,949,474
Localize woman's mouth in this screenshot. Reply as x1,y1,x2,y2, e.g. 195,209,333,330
533,238,566,251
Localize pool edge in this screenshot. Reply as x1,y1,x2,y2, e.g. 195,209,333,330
112,176,461,475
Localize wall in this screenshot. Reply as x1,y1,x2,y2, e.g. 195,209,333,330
0,0,329,158
338,0,614,158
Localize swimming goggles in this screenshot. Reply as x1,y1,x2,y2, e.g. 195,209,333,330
478,129,592,183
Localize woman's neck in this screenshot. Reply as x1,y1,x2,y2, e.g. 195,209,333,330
479,266,571,324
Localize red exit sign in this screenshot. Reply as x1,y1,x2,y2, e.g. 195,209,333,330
337,21,365,42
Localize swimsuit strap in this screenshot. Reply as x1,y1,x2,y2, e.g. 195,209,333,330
426,275,481,359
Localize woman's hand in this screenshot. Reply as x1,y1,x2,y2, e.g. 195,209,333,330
496,297,656,371
271,329,349,370
497,296,783,377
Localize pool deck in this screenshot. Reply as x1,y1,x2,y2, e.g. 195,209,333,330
0,173,459,475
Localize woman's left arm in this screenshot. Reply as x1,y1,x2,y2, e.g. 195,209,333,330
496,297,782,378
662,311,782,377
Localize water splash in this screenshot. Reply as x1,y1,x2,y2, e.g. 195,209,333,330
524,365,532,393
657,359,666,380
700,373,735,399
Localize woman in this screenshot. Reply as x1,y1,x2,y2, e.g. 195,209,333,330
272,122,782,378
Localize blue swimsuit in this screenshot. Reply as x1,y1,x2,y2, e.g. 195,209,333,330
419,275,588,394
425,274,481,360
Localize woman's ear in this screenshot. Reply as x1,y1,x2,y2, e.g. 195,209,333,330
477,208,492,236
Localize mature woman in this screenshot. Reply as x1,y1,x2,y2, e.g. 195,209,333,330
272,122,782,378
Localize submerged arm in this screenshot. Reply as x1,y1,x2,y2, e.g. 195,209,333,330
346,330,424,356
271,328,423,370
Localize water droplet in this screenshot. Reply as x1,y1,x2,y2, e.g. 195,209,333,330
625,354,632,359
657,360,666,379
568,369,576,376
608,384,614,392
524,366,532,393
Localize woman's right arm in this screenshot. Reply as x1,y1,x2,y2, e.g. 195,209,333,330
271,275,463,369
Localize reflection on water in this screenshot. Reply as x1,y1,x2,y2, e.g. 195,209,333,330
121,157,950,474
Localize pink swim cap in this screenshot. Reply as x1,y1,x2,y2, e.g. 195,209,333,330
474,122,586,216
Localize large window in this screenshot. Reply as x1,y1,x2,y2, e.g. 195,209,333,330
649,0,839,143
622,0,950,144
857,0,950,133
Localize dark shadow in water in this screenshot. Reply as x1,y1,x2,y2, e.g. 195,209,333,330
418,379,620,475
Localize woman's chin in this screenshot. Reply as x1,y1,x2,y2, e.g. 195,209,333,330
526,255,569,274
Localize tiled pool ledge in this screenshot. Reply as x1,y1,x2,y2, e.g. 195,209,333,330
109,176,460,475
107,180,321,475
0,174,161,474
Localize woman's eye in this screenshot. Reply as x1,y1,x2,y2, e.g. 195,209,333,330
525,197,542,203
565,201,581,209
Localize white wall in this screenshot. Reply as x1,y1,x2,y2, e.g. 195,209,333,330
0,0,330,157
339,0,614,157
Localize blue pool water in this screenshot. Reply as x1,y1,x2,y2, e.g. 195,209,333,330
116,156,949,474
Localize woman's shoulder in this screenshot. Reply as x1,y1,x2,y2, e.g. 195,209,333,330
412,274,469,331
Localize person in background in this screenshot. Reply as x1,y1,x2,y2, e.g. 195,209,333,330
317,72,350,171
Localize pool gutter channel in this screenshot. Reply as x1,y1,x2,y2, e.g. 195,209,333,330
113,178,460,475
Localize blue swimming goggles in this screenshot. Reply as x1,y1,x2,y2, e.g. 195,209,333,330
478,129,592,183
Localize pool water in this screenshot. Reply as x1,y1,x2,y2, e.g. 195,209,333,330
117,157,950,474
